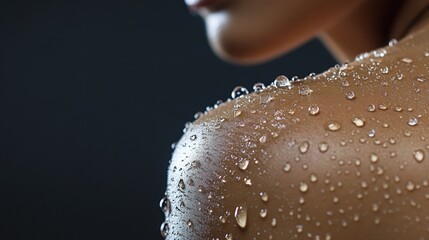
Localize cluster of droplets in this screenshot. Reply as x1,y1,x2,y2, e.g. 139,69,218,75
165,35,429,239
159,196,172,238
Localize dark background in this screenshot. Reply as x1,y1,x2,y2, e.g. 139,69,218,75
0,1,336,239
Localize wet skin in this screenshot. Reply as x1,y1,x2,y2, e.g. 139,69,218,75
163,27,429,240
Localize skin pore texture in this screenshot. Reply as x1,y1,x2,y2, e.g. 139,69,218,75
161,0,429,239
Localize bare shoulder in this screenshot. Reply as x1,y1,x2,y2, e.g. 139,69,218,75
163,36,429,240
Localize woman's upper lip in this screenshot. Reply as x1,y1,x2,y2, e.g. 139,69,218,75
185,0,223,12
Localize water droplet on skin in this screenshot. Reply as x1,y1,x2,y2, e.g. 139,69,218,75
299,182,309,193
308,105,320,116
310,174,318,183
379,104,387,110
194,112,203,120
370,153,379,163
238,158,250,171
401,57,413,63
160,222,169,238
283,162,292,172
244,178,252,186
234,205,248,229
190,135,197,141
233,110,242,118
413,149,425,162
388,39,398,46
299,141,310,154
178,179,186,191
187,220,193,227
271,218,277,227
406,181,415,191
368,104,376,112
404,130,412,137
298,85,313,95
273,75,293,89
380,66,389,74
408,117,418,126
345,91,356,100
368,129,376,138
231,86,249,99
372,203,379,212
260,209,268,218
327,121,341,131
352,117,365,127
296,225,304,233
259,135,267,143
253,83,265,92
225,233,233,240
159,196,171,217
424,52,429,57
318,142,329,153
260,192,269,202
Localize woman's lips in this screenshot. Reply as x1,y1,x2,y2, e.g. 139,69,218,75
185,0,222,12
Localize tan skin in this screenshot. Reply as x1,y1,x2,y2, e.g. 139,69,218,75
162,0,429,239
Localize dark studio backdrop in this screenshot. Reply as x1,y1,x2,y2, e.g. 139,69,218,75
0,1,336,239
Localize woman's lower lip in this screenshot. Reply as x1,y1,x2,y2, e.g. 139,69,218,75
185,0,220,11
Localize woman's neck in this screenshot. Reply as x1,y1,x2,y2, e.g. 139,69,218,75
320,0,429,63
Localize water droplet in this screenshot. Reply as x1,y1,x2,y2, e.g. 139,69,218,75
271,218,277,227
327,121,341,131
244,178,252,186
406,181,415,191
273,75,293,89
368,104,376,112
296,225,304,233
379,104,388,110
298,85,313,95
341,80,350,86
259,135,267,143
187,220,193,227
190,135,197,141
345,91,356,100
160,222,169,238
318,142,329,153
380,66,389,74
299,141,310,154
253,82,265,92
424,52,429,57
283,162,292,172
368,129,376,138
159,197,171,216
413,149,425,162
352,117,365,127
388,39,398,46
401,57,413,63
372,203,379,212
260,208,268,218
234,205,248,229
310,174,318,183
370,153,379,163
178,179,186,191
238,158,250,171
231,86,249,99
308,105,320,116
299,182,309,193
260,192,269,202
408,117,418,126
225,233,233,240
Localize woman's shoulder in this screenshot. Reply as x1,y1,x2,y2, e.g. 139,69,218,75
163,43,429,240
